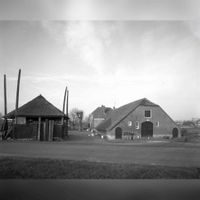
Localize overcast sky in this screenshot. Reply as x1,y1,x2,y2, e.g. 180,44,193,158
0,1,200,120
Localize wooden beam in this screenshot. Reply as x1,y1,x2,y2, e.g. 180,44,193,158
44,119,48,141
4,74,7,116
38,117,41,141
61,86,67,125
66,89,69,117
15,69,21,123
15,69,21,110
48,120,51,141
65,89,69,136
48,120,54,141
43,121,46,141
63,86,67,114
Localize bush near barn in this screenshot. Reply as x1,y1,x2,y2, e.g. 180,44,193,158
180,127,200,142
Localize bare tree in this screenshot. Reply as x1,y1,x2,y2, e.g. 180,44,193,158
76,111,83,131
69,108,84,130
69,108,78,130
0,112,3,126
83,115,90,130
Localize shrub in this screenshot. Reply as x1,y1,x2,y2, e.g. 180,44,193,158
181,128,187,136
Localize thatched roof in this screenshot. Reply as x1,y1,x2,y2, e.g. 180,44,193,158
96,98,158,131
5,95,66,119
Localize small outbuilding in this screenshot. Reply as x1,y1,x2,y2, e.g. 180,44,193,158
96,98,180,140
5,95,68,141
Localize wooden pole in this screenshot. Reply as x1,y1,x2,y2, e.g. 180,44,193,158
66,89,69,118
4,74,7,116
38,117,41,141
44,119,48,141
63,87,67,114
13,69,21,138
61,87,67,125
48,120,54,141
43,121,46,141
65,89,69,136
2,74,8,140
15,69,21,123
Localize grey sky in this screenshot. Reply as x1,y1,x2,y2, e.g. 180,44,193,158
0,0,200,120
0,20,200,120
0,0,200,20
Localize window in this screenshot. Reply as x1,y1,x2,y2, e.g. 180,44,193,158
155,121,159,127
135,121,139,129
145,110,151,118
128,121,132,127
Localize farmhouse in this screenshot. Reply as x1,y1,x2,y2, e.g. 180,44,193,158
4,95,68,141
89,105,112,130
96,98,180,140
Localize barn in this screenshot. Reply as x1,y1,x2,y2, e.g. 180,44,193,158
96,98,180,140
4,95,68,141
89,105,112,130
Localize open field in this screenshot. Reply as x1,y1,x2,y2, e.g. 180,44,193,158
1,131,200,167
0,133,200,167
0,156,199,179
1,131,200,178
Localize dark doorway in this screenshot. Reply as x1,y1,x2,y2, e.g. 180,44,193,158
172,128,178,138
115,127,122,139
141,121,153,137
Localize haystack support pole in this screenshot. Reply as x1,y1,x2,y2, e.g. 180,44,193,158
66,89,69,118
14,69,21,125
13,69,21,137
15,69,21,112
65,88,69,136
63,86,67,114
61,86,67,125
4,74,7,116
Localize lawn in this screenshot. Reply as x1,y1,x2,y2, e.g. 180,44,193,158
1,131,200,178
0,156,200,179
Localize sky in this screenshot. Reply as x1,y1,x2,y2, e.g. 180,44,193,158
0,1,200,120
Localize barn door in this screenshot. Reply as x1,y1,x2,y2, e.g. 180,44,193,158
172,128,178,138
115,127,122,139
141,121,153,137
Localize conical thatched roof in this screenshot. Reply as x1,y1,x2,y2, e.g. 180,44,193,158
5,95,65,118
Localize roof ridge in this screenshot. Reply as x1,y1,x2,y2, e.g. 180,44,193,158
113,98,147,111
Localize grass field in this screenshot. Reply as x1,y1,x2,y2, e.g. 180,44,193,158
1,131,200,178
0,156,200,179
